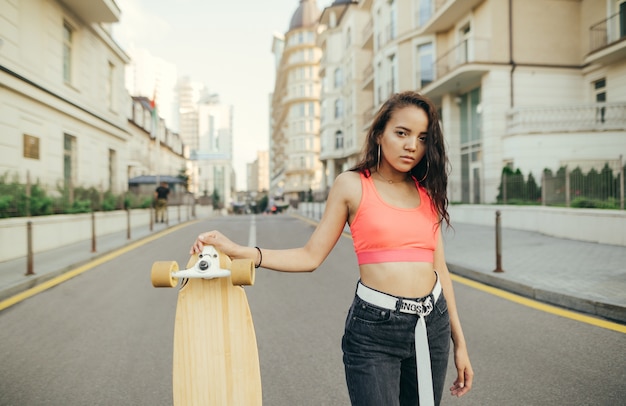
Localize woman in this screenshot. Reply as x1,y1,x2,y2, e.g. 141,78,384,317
191,91,473,405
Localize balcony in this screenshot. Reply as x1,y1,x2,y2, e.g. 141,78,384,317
59,0,121,23
421,0,485,35
506,102,626,135
435,37,490,77
422,38,491,99
586,11,626,65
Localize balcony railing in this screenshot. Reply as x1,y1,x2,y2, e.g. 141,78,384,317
434,38,490,79
506,102,626,135
589,11,626,53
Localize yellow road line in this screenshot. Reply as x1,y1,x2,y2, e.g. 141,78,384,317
0,221,199,312
293,213,626,334
450,274,626,334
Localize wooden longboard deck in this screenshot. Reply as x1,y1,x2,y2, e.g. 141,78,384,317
171,256,262,405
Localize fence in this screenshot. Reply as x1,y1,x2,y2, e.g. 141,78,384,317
497,160,625,210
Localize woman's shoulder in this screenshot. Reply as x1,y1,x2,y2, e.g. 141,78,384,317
329,170,362,198
334,170,363,188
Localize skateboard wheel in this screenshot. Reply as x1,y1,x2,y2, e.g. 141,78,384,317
230,259,255,286
151,261,179,287
218,251,231,269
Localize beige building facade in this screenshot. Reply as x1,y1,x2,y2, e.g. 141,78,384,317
402,0,626,203
270,0,324,203
247,150,270,193
318,0,373,198
0,0,186,199
298,0,626,203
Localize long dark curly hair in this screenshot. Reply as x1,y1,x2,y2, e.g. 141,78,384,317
350,91,450,227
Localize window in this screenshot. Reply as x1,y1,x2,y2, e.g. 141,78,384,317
619,0,626,38
63,134,76,189
417,43,434,87
108,149,117,192
390,1,397,40
335,130,344,149
334,68,343,88
389,54,397,96
63,22,73,83
346,27,352,48
458,24,471,65
334,99,343,119
376,9,382,50
459,88,481,144
594,78,606,123
418,0,433,27
23,135,40,159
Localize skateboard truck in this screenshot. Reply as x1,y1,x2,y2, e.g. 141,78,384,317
151,245,255,288
174,246,231,280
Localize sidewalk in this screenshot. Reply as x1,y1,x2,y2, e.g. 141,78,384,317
0,220,185,305
0,216,625,324
441,223,626,323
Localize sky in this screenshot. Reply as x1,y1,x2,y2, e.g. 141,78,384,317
112,0,332,190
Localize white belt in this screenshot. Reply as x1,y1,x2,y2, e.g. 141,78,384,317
356,273,441,406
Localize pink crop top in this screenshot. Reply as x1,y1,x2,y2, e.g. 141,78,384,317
350,171,439,265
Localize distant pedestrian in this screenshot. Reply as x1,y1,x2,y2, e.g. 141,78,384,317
154,181,170,223
191,91,473,405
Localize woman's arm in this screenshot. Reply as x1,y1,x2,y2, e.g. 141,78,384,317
433,231,474,397
191,172,358,273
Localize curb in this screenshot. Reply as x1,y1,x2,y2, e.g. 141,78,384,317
447,263,626,324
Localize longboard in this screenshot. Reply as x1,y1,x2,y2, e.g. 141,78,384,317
151,245,262,405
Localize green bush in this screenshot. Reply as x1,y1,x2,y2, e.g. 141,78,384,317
102,192,118,211
571,197,619,209
0,195,14,218
66,199,92,214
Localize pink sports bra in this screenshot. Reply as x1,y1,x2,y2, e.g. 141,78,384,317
350,171,439,265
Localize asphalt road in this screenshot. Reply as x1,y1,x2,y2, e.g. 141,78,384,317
0,214,624,405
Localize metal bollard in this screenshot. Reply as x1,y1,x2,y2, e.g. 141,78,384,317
26,221,34,276
493,210,504,273
127,209,131,240
91,211,97,252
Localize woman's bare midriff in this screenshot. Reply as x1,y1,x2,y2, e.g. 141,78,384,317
359,262,437,298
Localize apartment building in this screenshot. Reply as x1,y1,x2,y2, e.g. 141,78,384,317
312,0,626,204
247,150,270,193
270,0,324,203
318,1,373,197
127,96,186,181
0,0,186,198
191,94,235,207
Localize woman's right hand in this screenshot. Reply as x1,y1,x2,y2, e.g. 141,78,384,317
190,230,239,256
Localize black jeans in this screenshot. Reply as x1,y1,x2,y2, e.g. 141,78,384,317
342,289,450,406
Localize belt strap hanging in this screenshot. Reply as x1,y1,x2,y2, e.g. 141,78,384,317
415,314,434,406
